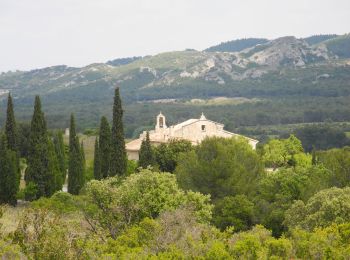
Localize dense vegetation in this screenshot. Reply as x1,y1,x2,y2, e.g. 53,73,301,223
303,34,338,45
1,76,350,258
1,133,350,258
205,38,269,52
324,34,350,58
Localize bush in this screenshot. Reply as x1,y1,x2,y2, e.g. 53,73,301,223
24,182,38,201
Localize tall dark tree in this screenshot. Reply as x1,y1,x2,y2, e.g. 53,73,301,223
53,131,66,185
25,96,58,199
0,134,18,205
5,93,18,151
93,138,102,180
99,116,111,178
48,138,62,192
4,93,20,197
138,131,155,168
18,123,31,158
68,114,85,195
110,88,127,176
81,141,86,174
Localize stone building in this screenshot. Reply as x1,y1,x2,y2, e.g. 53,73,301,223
126,112,259,160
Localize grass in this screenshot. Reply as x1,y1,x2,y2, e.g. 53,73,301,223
0,204,28,234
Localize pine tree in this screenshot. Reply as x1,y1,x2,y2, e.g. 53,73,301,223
99,116,111,178
93,138,102,180
53,131,66,184
67,114,85,195
25,96,57,199
110,88,127,176
138,131,155,168
0,134,18,205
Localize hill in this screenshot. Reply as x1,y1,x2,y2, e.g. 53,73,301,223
323,34,350,58
0,35,350,139
303,34,338,45
205,38,269,52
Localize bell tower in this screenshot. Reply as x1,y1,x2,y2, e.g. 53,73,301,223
156,112,167,131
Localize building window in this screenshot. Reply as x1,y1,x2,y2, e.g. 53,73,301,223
159,117,164,128
201,125,206,131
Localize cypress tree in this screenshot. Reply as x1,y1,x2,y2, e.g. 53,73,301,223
4,93,20,200
53,131,66,184
138,131,155,168
0,134,18,205
81,141,86,174
67,114,85,195
25,96,57,199
93,138,102,180
99,116,111,178
5,93,18,151
48,137,62,193
110,88,127,176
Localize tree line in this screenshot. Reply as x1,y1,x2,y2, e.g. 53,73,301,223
0,88,127,204
0,87,350,258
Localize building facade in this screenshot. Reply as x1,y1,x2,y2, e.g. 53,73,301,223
126,112,259,160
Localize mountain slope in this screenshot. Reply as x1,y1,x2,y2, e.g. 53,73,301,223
205,38,269,52
303,34,338,45
323,34,350,58
0,35,350,137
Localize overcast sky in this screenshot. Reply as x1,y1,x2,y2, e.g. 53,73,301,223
0,0,349,72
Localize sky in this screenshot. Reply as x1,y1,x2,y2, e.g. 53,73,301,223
0,0,349,72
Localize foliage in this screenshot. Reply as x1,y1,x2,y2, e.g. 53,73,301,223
295,124,349,152
0,239,24,259
126,160,137,175
303,34,338,45
53,130,66,185
82,169,213,239
285,187,350,231
254,165,331,237
176,137,263,201
30,192,81,214
5,94,18,152
11,208,84,259
0,134,18,205
23,182,38,201
317,147,350,187
98,116,111,178
68,114,85,194
110,88,127,176
138,131,155,169
213,195,254,232
93,138,101,180
262,134,303,169
289,223,350,259
17,123,30,158
25,96,60,199
325,34,350,58
155,139,192,173
205,38,269,52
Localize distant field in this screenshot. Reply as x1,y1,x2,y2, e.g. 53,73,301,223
186,97,261,106
63,134,96,166
137,97,261,106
